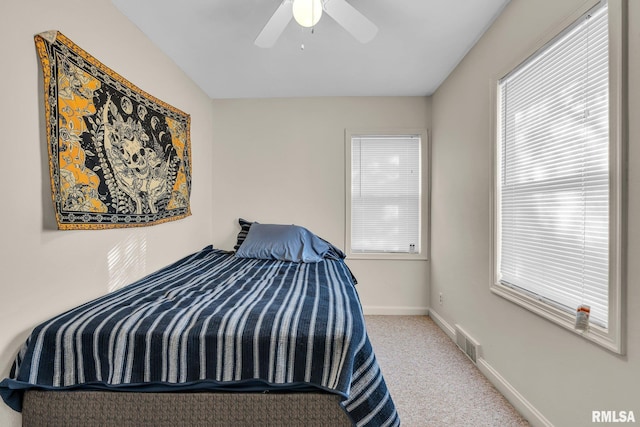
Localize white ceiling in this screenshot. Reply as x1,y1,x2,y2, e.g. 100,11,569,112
111,0,511,99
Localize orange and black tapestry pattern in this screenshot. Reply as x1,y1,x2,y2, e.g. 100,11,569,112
35,31,192,229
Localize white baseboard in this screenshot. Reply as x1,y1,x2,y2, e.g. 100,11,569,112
426,308,456,340
477,359,554,427
362,306,429,315
428,308,554,427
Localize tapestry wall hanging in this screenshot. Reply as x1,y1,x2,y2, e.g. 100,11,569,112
35,30,192,230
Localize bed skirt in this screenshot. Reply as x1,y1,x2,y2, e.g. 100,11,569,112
22,390,353,427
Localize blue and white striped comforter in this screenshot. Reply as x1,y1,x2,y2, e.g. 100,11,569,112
0,246,399,426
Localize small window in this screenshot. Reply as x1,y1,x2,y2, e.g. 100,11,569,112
346,131,428,260
493,0,626,353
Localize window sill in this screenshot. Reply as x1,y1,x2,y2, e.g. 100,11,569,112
491,282,623,354
347,252,428,261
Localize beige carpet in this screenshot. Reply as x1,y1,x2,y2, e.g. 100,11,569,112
365,315,530,427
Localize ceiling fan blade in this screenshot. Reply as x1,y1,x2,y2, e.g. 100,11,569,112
255,0,294,48
323,0,378,43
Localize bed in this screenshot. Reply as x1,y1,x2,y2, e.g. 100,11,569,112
1,220,399,426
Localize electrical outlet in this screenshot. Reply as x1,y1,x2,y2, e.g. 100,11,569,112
439,293,443,304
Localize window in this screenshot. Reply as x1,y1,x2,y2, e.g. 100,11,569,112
493,0,626,353
346,131,428,260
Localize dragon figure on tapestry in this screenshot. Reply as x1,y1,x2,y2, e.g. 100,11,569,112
34,30,191,229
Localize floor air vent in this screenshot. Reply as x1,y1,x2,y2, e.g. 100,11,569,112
454,325,480,364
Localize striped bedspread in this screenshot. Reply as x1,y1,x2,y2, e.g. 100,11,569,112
0,246,399,426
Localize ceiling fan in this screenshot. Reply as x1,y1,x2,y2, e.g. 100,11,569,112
255,0,378,48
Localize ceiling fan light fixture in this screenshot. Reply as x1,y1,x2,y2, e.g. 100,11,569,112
292,0,323,28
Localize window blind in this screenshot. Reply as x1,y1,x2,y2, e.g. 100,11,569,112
498,3,609,327
351,135,421,254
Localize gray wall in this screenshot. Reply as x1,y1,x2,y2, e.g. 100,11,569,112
0,1,214,425
430,0,640,425
211,97,431,313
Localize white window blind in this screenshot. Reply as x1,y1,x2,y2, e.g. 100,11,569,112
351,135,421,254
498,3,609,327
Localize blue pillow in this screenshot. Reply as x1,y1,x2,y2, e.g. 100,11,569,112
235,223,332,263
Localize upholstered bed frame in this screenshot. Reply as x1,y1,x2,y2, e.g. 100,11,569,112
22,390,352,426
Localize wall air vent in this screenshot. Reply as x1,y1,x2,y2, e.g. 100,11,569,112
454,324,480,364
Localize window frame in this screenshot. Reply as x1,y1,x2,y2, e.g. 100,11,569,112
491,0,627,354
345,129,430,261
